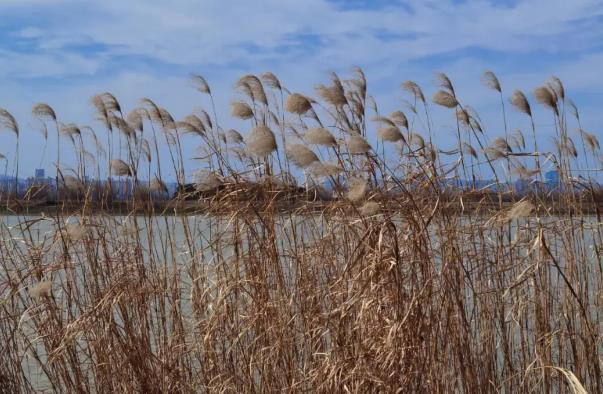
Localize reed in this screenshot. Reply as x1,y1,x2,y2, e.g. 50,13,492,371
0,68,601,393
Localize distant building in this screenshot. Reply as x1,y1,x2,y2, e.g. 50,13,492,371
35,169,45,179
544,170,559,184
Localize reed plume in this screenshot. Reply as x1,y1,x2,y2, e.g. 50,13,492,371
308,161,343,177
191,74,212,95
377,126,404,142
285,144,319,168
347,134,371,154
285,93,312,115
230,101,254,119
510,90,532,116
359,200,380,216
29,280,52,298
346,177,368,202
110,159,132,176
481,70,501,92
534,86,559,115
305,128,337,147
246,125,277,157
432,91,458,108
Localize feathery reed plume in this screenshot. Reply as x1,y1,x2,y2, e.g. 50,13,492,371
359,201,380,216
100,92,122,113
307,161,343,177
377,126,404,142
141,139,151,162
36,120,48,140
176,120,203,136
149,177,168,193
109,115,135,138
126,109,144,132
568,99,579,120
285,144,319,168
32,103,57,121
285,93,312,114
411,133,425,149
60,123,81,139
481,70,501,92
401,81,426,103
557,138,578,158
61,221,90,241
351,66,367,98
110,159,132,176
435,72,455,96
183,114,206,135
191,74,212,95
503,200,535,222
534,86,558,114
580,130,600,152
157,108,176,128
316,73,347,107
0,109,19,135
237,75,268,105
510,90,532,116
510,129,526,150
61,175,84,191
456,108,470,127
246,125,277,157
305,128,337,147
515,164,541,179
492,137,512,152
347,134,371,154
483,147,507,160
432,90,458,108
371,115,396,127
346,177,368,202
194,109,213,130
260,72,282,90
461,142,478,158
389,111,408,129
29,280,52,298
230,101,254,119
225,129,243,144
194,170,223,191
547,76,565,101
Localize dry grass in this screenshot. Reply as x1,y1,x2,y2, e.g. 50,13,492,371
0,69,602,394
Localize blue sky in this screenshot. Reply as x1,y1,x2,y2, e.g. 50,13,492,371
0,0,602,180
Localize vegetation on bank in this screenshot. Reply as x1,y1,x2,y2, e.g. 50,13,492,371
0,69,601,392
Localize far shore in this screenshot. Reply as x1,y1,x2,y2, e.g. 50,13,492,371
1,197,601,216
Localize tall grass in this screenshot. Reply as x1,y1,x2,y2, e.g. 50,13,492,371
0,69,602,393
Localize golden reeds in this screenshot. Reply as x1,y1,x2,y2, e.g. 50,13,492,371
246,125,277,156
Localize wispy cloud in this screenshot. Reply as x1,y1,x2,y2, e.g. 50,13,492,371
0,0,602,175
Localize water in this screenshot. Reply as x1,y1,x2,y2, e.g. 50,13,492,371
1,213,601,391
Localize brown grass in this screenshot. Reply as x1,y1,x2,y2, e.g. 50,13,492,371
0,69,601,394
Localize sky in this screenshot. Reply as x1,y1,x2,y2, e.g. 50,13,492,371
0,0,602,181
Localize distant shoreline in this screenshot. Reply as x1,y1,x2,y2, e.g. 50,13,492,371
1,198,601,216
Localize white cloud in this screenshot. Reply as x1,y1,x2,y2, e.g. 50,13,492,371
0,0,602,177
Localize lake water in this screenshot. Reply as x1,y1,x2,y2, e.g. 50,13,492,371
1,212,601,391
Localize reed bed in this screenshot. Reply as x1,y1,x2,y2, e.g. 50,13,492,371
0,69,602,393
